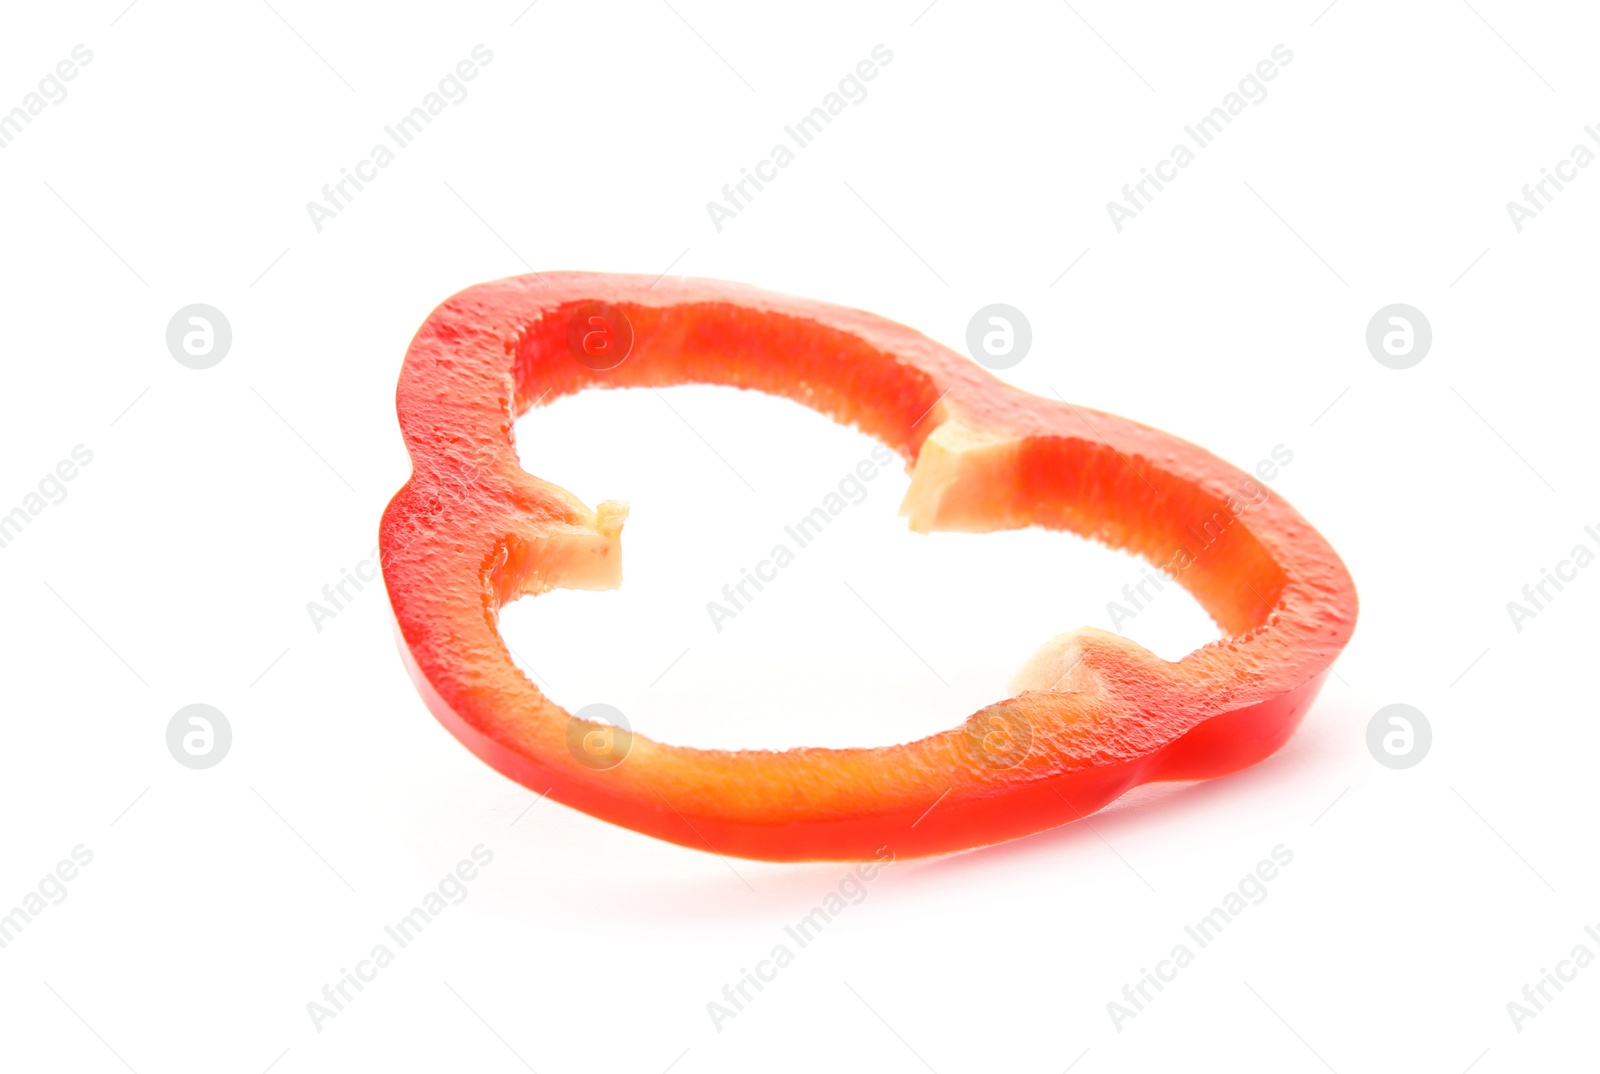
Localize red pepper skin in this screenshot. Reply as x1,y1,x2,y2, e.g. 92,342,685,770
380,273,1357,862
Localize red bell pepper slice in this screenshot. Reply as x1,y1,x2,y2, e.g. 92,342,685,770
380,273,1357,862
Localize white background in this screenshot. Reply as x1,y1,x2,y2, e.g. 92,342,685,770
1,1,1596,1071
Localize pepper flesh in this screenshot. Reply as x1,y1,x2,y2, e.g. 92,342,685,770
380,272,1358,862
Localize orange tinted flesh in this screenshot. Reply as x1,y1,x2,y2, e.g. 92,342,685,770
379,273,1357,862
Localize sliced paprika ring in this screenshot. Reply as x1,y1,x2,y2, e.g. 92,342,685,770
380,272,1357,862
